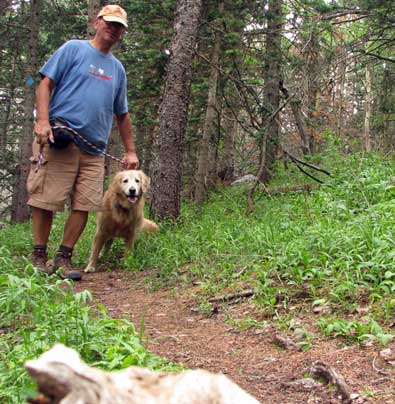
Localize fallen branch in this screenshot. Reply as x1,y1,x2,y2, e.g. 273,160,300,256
268,184,314,195
308,360,353,402
246,150,330,214
26,344,260,404
283,151,331,177
208,288,256,303
372,354,390,376
293,162,325,184
272,334,302,352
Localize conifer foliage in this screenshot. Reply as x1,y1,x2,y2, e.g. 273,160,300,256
2,1,395,222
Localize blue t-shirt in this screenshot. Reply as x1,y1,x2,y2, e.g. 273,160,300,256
39,39,128,155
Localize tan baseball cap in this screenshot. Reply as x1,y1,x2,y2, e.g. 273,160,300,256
97,5,128,28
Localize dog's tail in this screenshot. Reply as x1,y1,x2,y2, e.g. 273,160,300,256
140,219,159,234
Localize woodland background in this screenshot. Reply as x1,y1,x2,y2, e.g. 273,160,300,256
1,0,395,222
4,2,395,402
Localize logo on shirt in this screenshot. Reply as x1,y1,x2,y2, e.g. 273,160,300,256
88,64,112,81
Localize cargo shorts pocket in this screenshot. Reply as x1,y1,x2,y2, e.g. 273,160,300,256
27,155,48,195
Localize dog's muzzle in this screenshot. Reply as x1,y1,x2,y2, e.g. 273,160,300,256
126,189,139,204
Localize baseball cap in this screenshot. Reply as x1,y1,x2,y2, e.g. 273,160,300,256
97,5,128,28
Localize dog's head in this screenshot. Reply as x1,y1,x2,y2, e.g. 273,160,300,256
112,170,150,204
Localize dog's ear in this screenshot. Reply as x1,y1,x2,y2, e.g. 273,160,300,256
112,172,121,185
109,172,123,193
140,171,150,193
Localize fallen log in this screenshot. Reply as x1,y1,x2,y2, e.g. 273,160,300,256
26,344,260,404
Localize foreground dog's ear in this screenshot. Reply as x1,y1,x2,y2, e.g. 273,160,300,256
140,172,150,193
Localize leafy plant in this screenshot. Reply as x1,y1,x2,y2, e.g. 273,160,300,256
317,316,394,345
0,247,177,404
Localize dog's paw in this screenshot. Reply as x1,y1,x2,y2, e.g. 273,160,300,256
84,264,96,273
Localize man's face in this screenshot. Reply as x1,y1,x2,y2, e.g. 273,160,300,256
94,17,125,45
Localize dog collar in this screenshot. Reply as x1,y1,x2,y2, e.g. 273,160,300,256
114,202,129,212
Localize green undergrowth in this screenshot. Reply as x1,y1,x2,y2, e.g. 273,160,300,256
3,146,395,400
126,149,395,344
0,247,178,404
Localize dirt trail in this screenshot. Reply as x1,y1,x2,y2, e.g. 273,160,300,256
74,270,395,404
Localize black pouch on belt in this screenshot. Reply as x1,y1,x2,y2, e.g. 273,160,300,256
50,119,74,149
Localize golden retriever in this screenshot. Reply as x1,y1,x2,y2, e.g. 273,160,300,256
84,170,158,273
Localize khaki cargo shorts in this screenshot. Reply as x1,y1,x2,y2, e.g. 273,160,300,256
27,140,105,212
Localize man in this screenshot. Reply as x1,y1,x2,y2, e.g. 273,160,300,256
27,5,138,281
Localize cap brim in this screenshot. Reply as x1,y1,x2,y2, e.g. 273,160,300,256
102,15,127,28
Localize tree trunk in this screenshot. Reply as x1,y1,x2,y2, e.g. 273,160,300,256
363,63,373,152
11,0,40,223
378,68,395,152
218,108,237,183
144,122,159,176
104,124,123,178
150,0,202,220
194,0,224,203
279,83,310,155
134,100,160,176
335,50,346,138
382,113,389,151
0,52,18,157
87,0,101,39
260,0,283,183
304,26,320,154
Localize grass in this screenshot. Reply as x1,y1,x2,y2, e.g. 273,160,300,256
3,143,395,400
125,148,395,339
0,246,178,404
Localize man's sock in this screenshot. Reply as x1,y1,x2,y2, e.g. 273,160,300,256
58,245,73,256
33,244,47,254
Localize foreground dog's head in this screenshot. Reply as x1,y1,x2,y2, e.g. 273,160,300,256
110,170,150,204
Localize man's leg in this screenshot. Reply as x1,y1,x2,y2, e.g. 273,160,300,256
31,207,53,272
32,206,53,245
61,210,89,248
51,210,89,281
56,149,104,280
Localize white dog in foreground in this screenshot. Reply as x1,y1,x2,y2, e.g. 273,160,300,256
25,344,261,403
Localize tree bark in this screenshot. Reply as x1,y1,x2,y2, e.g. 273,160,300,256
260,0,283,183
363,63,373,152
218,108,237,183
134,100,160,176
0,50,18,157
279,83,310,155
304,25,321,154
335,48,346,138
150,0,202,220
104,124,123,178
11,0,40,223
87,0,101,39
194,1,224,203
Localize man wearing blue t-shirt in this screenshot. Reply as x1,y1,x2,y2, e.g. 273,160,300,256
27,5,138,281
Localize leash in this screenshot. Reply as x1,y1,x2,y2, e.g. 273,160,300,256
35,148,44,173
35,125,126,172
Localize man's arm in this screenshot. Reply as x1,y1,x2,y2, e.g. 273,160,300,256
116,112,139,169
34,76,55,145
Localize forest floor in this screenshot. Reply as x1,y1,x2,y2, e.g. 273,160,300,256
74,269,395,404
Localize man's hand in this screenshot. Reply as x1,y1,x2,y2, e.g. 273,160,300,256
122,151,139,170
34,119,54,145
